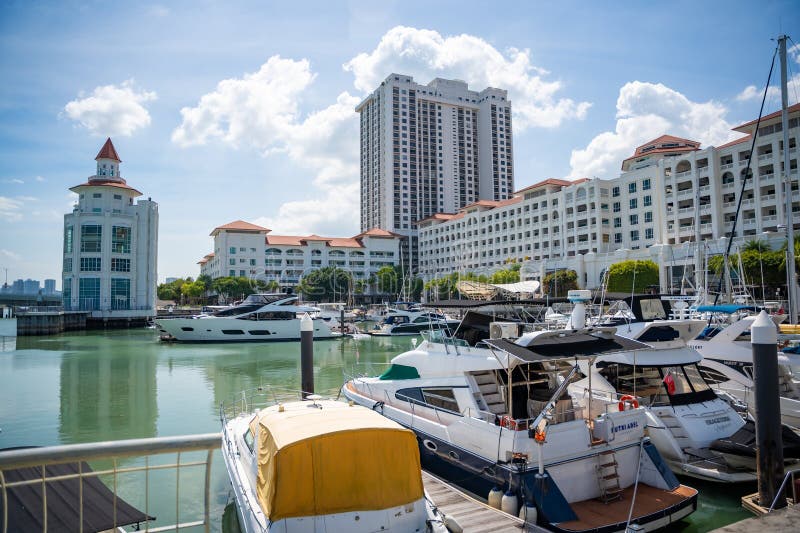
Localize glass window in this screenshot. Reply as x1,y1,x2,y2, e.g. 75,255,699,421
421,388,459,413
111,278,130,310
63,257,72,273
683,365,711,392
643,195,652,207
614,217,621,228
78,277,100,310
93,193,102,198
630,230,639,241
111,226,131,254
229,269,236,276
111,258,130,272
81,225,102,253
644,211,653,223
64,226,73,253
113,194,122,200
62,278,72,310
614,233,622,243
659,366,693,395
630,214,638,225
628,182,637,194
80,257,101,271
612,186,620,197
645,228,654,239
613,202,620,213
229,259,235,266
643,178,651,190
230,247,236,254
629,198,638,209
243,427,255,454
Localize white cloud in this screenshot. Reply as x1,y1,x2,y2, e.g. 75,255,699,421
0,197,23,222
343,26,591,129
735,73,800,105
172,56,363,233
35,176,45,182
64,80,157,137
567,81,738,180
0,249,21,261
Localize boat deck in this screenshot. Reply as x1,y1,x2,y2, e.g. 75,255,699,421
557,484,697,531
422,470,546,532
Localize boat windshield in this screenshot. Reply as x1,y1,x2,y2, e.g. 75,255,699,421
598,363,716,407
212,294,289,317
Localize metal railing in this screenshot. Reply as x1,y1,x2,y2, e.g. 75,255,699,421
0,433,220,533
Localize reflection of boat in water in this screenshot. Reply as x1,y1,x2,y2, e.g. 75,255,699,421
221,392,447,533
155,294,335,342
343,302,699,532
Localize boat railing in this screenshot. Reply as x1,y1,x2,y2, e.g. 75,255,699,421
219,386,322,426
0,433,220,533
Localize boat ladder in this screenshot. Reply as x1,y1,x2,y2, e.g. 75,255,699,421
596,449,623,503
472,371,507,416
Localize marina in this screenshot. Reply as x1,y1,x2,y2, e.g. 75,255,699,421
0,320,768,531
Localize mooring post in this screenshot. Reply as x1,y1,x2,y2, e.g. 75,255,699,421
300,313,314,397
340,308,346,334
751,310,785,509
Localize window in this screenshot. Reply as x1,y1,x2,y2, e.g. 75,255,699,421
630,214,638,225
239,247,246,252
111,278,130,310
613,217,621,228
612,187,620,197
64,257,72,272
111,258,130,272
243,428,255,454
645,228,654,239
81,225,102,253
643,195,652,207
614,233,622,243
113,194,122,200
229,247,236,254
62,278,72,310
80,257,101,271
64,226,73,253
613,202,620,213
229,269,236,276
628,182,637,194
111,226,131,253
78,277,100,310
93,193,102,198
643,178,651,190
630,230,640,241
644,211,653,223
629,198,638,210
249,259,256,266
229,259,235,266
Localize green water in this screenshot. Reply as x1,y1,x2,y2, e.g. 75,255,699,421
0,321,753,531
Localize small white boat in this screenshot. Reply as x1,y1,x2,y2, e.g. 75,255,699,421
221,392,448,533
155,294,335,342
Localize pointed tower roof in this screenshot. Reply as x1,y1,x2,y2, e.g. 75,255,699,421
95,138,121,162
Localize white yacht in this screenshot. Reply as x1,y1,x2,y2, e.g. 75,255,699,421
155,294,336,342
687,309,800,429
343,311,699,532
221,392,447,533
371,311,459,337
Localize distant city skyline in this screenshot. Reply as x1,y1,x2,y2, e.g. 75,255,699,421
0,1,798,285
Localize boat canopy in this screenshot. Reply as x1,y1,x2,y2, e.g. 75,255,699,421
484,333,649,367
591,346,702,366
695,304,761,314
249,401,423,521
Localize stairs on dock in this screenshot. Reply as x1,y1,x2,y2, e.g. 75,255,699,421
473,371,507,415
596,449,623,503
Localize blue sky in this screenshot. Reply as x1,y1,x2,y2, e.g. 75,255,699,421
0,0,798,285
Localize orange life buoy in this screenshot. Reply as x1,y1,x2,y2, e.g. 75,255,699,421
618,395,639,411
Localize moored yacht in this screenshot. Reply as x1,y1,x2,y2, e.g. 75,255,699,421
221,392,447,533
155,294,336,342
371,311,460,337
343,307,699,532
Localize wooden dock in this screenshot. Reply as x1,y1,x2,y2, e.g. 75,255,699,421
422,470,547,532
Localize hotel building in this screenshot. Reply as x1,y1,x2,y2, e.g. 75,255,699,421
62,139,158,318
356,74,513,269
198,221,402,293
418,104,799,292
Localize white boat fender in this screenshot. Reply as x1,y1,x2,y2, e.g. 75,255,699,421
500,490,518,516
519,502,537,523
487,486,503,509
443,514,463,533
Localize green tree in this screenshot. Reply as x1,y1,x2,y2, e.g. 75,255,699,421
375,266,398,295
157,277,189,303
297,267,352,301
542,270,578,297
181,280,206,304
607,260,659,293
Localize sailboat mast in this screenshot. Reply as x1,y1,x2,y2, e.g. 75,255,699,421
780,35,797,324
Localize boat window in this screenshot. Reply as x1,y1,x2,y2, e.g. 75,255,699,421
395,387,424,403
637,326,679,343
412,316,430,323
249,330,271,335
421,388,459,413
222,329,245,335
598,363,666,405
683,364,711,392
181,327,194,331
658,366,693,395
742,365,754,380
243,428,255,454
697,365,729,385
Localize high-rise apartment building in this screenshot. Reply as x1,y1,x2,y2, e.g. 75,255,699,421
356,73,513,269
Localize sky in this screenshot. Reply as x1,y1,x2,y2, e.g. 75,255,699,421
0,0,799,286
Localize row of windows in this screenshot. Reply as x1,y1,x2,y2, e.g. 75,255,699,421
73,225,132,254
612,178,652,197
78,257,131,272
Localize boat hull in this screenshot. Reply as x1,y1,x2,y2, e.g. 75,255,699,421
156,316,335,342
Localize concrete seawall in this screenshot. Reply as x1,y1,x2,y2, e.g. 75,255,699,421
16,312,89,336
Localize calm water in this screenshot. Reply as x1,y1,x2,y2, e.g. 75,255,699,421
0,320,752,531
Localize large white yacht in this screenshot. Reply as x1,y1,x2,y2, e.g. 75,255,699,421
155,294,336,342
343,308,699,532
221,392,447,533
687,309,800,429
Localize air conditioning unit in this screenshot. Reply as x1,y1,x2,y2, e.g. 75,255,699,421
490,322,519,339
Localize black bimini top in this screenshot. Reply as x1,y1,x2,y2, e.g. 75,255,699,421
484,333,650,364
0,459,153,532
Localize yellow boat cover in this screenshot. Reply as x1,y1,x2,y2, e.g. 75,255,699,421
249,400,423,521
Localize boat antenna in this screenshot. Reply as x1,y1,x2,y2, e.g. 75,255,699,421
712,44,778,309
779,35,797,323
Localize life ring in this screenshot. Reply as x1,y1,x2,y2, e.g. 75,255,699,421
618,395,639,411
500,415,517,430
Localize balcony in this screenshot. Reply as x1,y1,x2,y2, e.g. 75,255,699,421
760,172,775,181
722,182,736,190
675,170,692,178
758,153,773,161
720,163,734,170
762,215,778,223
761,194,776,202
677,188,694,199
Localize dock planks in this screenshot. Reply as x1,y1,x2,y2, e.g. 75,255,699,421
422,470,546,532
